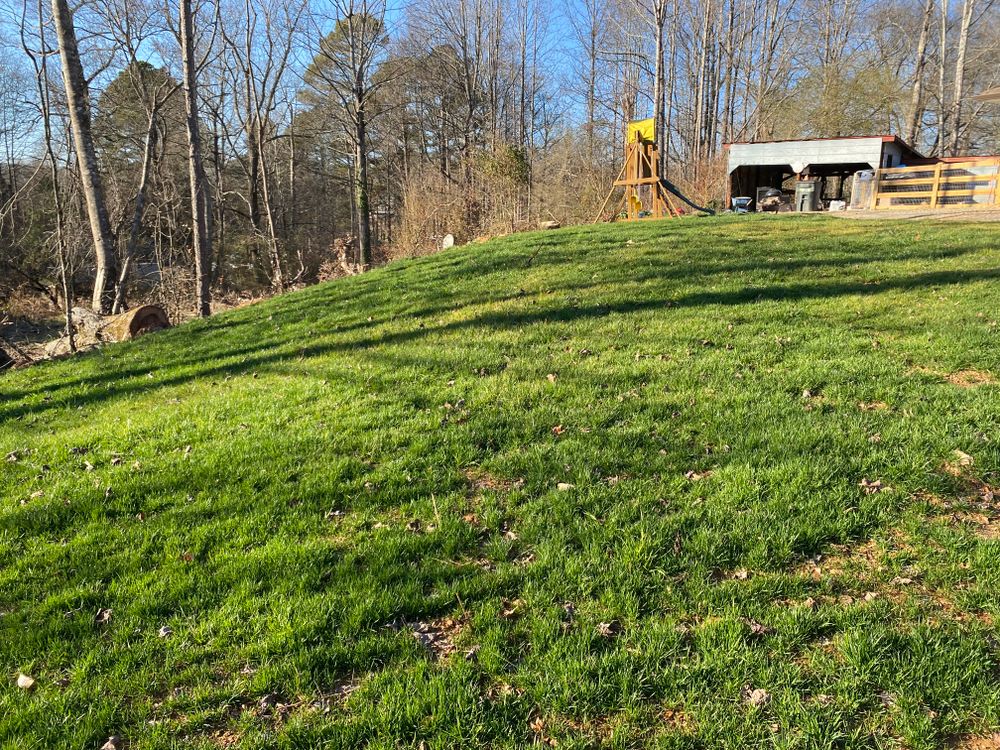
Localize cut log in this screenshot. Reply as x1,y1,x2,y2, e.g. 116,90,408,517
538,220,561,230
102,305,170,341
72,304,169,342
48,305,171,357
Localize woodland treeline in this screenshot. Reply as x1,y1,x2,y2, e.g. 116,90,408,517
0,0,997,324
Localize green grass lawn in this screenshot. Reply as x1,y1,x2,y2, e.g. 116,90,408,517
3,215,1000,749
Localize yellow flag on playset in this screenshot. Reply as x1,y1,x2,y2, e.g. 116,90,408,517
627,118,655,144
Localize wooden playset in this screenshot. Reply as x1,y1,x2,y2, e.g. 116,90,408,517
594,118,683,222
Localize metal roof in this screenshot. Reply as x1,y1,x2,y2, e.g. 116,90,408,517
725,135,923,156
724,135,925,175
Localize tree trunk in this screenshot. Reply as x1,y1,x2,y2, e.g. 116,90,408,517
948,0,975,155
50,0,116,313
180,0,213,316
936,0,949,156
664,4,678,174
693,3,711,161
255,115,284,291
651,0,666,176
354,103,372,268
31,5,75,351
112,113,160,314
905,0,934,145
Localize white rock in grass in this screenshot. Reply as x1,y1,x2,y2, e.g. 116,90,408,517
16,673,36,691
741,685,771,708
556,482,575,491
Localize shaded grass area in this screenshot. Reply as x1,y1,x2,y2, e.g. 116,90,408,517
2,214,1000,748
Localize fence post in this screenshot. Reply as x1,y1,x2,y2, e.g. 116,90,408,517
994,159,1000,206
929,162,943,208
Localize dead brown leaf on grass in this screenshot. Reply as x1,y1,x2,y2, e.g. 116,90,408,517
412,614,469,660
596,620,623,638
685,469,712,481
529,716,558,746
860,478,890,494
486,681,525,700
746,620,773,637
501,598,524,619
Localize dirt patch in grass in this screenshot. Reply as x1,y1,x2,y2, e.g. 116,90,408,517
662,707,695,733
909,365,996,388
858,400,891,411
463,467,524,494
210,730,243,748
790,533,976,616
793,538,885,582
947,370,995,388
936,494,1000,539
931,454,999,539
530,707,685,746
951,734,1000,749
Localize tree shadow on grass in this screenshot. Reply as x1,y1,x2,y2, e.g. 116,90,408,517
2,262,997,424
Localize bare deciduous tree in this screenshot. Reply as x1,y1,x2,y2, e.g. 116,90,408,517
50,0,117,312
178,0,214,316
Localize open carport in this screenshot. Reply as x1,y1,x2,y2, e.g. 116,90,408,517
724,135,926,211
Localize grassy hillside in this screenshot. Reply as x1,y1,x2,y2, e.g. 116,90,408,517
3,215,1000,749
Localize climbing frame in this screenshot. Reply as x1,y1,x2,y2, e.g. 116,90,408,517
594,133,680,222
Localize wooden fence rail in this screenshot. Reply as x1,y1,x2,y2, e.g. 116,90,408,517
870,158,1000,210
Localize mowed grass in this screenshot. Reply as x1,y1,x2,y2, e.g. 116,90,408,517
3,215,1000,749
